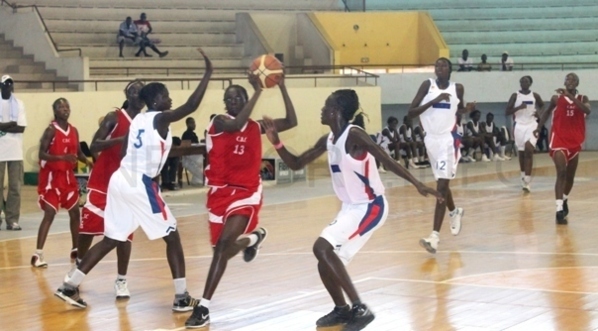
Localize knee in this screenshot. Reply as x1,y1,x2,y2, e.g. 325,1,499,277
312,239,333,260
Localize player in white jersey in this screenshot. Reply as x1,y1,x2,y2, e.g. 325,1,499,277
467,110,491,162
505,75,545,192
408,57,475,254
261,89,441,331
55,49,213,312
482,112,509,161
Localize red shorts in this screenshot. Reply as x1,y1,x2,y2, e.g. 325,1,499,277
38,187,79,212
206,185,262,247
550,146,581,163
80,190,133,241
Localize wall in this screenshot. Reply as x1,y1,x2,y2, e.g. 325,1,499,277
0,6,88,85
250,13,298,67
310,12,448,66
235,13,273,67
16,85,381,172
297,13,333,69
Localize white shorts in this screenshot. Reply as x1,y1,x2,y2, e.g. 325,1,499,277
424,133,460,180
104,169,177,242
514,122,538,151
320,195,388,265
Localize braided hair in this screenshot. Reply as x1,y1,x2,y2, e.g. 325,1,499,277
139,82,167,110
331,89,366,129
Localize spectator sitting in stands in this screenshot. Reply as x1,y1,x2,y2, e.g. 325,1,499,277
481,112,509,161
117,17,138,58
477,54,492,72
457,49,473,72
134,13,168,58
500,51,514,71
181,117,204,186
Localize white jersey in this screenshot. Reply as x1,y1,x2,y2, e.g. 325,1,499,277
328,125,385,204
376,126,395,149
455,120,464,137
120,111,173,178
466,120,480,136
484,121,494,134
399,124,412,142
419,78,459,136
514,90,537,125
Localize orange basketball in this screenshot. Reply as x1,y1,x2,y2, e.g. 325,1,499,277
249,54,284,88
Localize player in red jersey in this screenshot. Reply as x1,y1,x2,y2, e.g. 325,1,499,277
536,73,591,225
185,75,297,328
77,80,145,298
32,98,93,268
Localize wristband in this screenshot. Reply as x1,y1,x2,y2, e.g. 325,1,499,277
274,141,284,150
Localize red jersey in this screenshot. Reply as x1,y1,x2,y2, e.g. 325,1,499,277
205,116,262,190
38,122,79,192
550,94,587,149
87,108,132,192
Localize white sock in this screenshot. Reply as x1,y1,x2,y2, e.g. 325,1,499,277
173,278,187,295
563,194,568,201
556,199,563,212
449,208,457,217
117,274,126,281
524,176,531,184
35,249,43,255
520,171,525,180
200,298,211,308
246,233,259,247
500,145,506,156
431,231,440,238
66,269,86,287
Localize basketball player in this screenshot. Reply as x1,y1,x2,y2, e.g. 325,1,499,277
259,89,441,331
185,75,297,328
55,49,212,310
408,57,475,254
77,80,145,299
536,73,590,224
32,98,93,268
505,75,545,192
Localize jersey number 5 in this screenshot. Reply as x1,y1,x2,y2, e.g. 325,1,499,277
134,129,145,148
233,144,245,155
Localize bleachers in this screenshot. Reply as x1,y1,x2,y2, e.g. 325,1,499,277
364,0,598,67
10,0,339,77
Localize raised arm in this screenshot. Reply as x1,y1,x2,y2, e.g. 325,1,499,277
261,116,327,170
155,49,213,130
89,111,121,154
213,75,263,133
257,76,297,134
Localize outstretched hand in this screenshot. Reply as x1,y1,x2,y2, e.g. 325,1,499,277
416,183,445,203
197,48,212,71
248,73,262,92
261,116,280,145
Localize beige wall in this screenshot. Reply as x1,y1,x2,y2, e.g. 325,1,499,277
17,85,381,172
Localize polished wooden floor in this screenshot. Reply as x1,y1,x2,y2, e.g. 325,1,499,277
2,153,598,331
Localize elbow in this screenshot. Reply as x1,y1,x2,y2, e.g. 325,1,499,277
288,162,303,171
89,143,100,155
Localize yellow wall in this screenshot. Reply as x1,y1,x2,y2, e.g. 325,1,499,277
311,12,448,66
17,85,381,172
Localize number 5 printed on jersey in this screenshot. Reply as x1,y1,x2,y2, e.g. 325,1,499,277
134,129,145,148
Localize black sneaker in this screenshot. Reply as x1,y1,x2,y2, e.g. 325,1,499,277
344,303,375,331
185,305,210,329
172,292,199,312
243,227,268,263
563,199,569,217
556,211,567,225
316,305,351,327
54,284,87,308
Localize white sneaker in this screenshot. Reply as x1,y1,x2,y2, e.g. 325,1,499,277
502,154,511,160
408,159,420,169
419,234,439,254
31,253,48,268
450,207,464,235
493,154,505,161
114,279,130,299
481,154,491,162
378,166,386,173
522,180,531,193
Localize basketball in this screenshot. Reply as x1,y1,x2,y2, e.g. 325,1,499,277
249,54,284,88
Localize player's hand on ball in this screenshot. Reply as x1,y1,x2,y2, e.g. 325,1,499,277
261,116,280,145
248,74,262,92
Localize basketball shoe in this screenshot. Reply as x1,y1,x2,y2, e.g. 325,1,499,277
556,211,567,225
243,227,268,263
185,305,210,329
172,291,199,312
563,199,569,217
31,253,48,268
55,284,87,308
114,279,130,299
344,303,375,331
419,233,439,254
449,207,464,235
522,179,531,193
316,305,352,327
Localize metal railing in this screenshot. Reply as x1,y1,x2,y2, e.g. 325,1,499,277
1,0,82,56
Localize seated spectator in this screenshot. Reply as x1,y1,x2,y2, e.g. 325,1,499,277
477,54,492,72
457,49,473,72
481,112,509,161
117,17,139,58
500,51,514,71
398,115,423,169
456,113,480,162
374,116,402,172
467,110,491,162
181,117,203,186
134,13,168,58
412,123,430,167
161,136,180,190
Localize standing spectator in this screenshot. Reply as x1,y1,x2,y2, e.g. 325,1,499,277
117,16,138,58
0,75,26,231
181,117,204,186
457,49,473,72
477,54,492,71
134,13,168,58
500,52,514,71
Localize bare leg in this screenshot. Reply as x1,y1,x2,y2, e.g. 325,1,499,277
67,206,80,249
162,230,186,279
564,154,579,195
318,261,347,307
524,141,534,176
77,234,94,257
77,236,120,274
433,179,451,232
553,151,568,200
35,205,56,250
116,241,132,276
313,238,360,304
